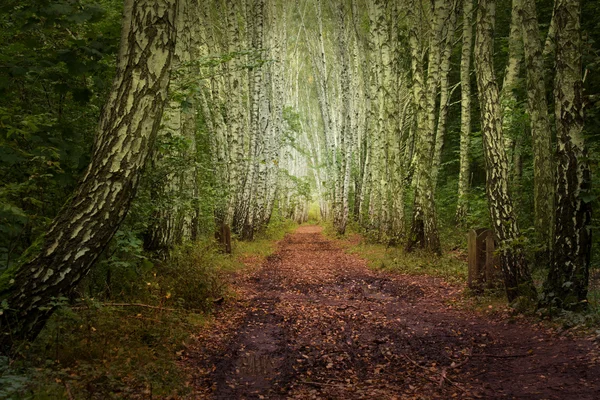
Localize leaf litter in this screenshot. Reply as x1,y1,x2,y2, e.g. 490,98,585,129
181,226,600,399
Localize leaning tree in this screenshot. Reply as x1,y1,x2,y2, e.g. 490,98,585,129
0,0,179,349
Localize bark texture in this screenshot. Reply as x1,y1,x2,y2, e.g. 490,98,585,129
543,0,592,310
406,0,442,255
519,0,554,253
474,0,536,302
455,0,474,224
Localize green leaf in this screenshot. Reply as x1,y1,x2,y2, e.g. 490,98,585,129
581,193,597,204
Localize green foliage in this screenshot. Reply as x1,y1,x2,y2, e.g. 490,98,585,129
0,0,122,272
159,240,230,311
13,304,198,398
0,356,30,399
85,228,151,300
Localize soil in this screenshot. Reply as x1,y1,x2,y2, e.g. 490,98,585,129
182,226,600,399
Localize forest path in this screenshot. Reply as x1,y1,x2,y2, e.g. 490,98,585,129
184,226,600,399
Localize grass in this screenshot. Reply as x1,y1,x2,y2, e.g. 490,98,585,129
347,242,468,285
322,220,468,285
235,217,297,260
2,219,298,399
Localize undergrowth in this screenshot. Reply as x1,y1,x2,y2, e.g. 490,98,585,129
322,220,468,285
348,242,467,285
1,220,297,399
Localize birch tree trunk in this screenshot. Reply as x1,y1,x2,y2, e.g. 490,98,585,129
351,1,367,222
431,0,458,188
406,0,442,255
0,0,177,346
367,0,386,234
455,0,474,223
500,0,523,167
543,0,592,310
264,0,287,226
518,0,554,256
312,0,337,225
241,0,265,240
224,0,248,227
334,1,352,235
474,0,536,302
144,0,196,252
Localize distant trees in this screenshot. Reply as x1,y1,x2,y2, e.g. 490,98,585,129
284,0,595,308
0,0,305,348
194,0,291,240
144,0,200,252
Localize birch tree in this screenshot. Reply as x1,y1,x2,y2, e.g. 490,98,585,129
0,0,178,345
474,0,536,302
240,0,266,239
455,0,474,223
406,0,442,255
224,0,249,227
518,0,554,255
543,0,592,310
334,1,352,235
431,0,459,188
144,0,198,252
500,0,523,169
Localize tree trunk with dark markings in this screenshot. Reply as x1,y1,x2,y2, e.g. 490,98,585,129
543,0,592,310
474,0,536,303
0,0,178,349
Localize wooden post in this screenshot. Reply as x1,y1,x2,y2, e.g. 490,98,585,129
215,223,232,254
468,229,478,290
223,224,232,254
468,228,490,292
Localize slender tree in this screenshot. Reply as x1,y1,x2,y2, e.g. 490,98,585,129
474,0,536,302
455,0,474,223
500,0,523,166
431,0,458,188
519,0,554,256
144,0,198,252
241,0,266,239
406,0,442,255
335,1,352,235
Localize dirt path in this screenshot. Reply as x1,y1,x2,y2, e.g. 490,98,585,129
184,226,600,399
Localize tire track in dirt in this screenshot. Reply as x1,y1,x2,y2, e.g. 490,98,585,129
184,226,600,399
